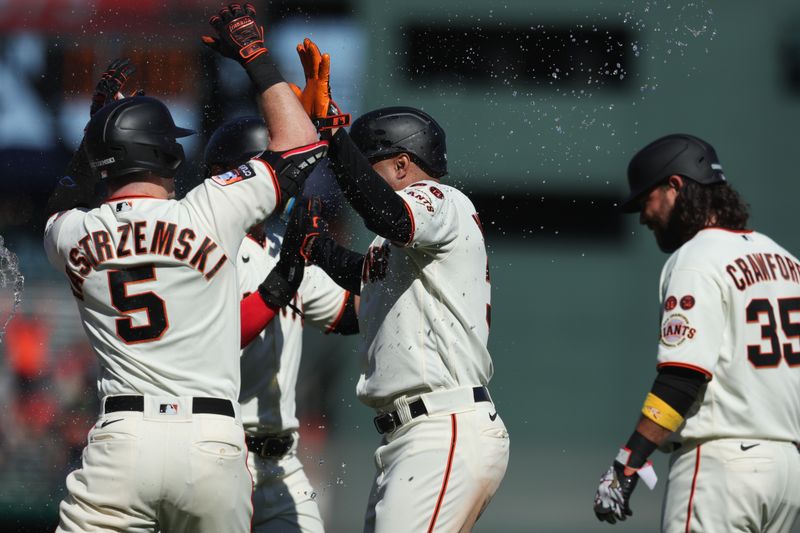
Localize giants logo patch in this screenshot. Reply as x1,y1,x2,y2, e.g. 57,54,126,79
212,163,255,186
660,313,697,347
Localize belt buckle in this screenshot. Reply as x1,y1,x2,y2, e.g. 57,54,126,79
373,413,396,434
259,435,293,459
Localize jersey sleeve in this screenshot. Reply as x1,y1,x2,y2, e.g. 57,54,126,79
398,183,457,249
300,265,350,333
656,268,724,378
182,159,280,257
43,209,83,270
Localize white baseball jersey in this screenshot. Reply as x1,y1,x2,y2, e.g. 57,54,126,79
356,180,493,407
237,222,349,434
44,160,280,402
657,228,800,443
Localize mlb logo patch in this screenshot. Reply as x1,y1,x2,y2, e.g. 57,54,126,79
159,403,179,415
115,201,132,212
211,163,255,186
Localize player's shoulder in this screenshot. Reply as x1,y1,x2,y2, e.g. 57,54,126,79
670,228,760,271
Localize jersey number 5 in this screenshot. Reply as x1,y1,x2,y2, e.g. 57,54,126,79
746,297,800,368
108,264,169,344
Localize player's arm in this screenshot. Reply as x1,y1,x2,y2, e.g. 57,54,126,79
202,3,323,204
240,196,310,347
284,38,412,243
327,128,413,244
593,365,708,524
300,198,364,295
327,293,359,335
46,58,136,216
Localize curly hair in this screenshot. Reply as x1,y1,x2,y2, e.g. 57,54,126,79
668,180,750,245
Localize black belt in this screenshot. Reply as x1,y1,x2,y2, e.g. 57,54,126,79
246,434,294,459
373,386,491,435
104,395,235,417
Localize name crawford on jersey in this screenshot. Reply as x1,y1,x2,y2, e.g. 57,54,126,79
725,251,800,291
63,218,226,298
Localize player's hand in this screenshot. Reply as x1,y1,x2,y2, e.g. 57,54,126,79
593,458,638,524
90,58,136,117
258,198,309,309
202,3,267,65
300,197,329,261
295,38,350,132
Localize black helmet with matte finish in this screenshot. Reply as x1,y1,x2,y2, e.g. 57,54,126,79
621,133,726,213
204,116,268,173
349,106,447,178
84,96,195,180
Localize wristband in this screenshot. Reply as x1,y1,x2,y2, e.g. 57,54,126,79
244,54,285,94
642,392,685,432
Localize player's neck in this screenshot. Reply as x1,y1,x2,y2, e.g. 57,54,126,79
107,178,174,200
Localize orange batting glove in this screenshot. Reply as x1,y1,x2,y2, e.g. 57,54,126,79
295,38,350,133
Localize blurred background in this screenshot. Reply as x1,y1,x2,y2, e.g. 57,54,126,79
0,0,799,531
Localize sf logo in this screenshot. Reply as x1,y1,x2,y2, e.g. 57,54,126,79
363,243,390,284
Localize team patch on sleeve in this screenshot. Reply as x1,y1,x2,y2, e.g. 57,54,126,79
403,187,437,213
660,313,697,347
211,163,256,186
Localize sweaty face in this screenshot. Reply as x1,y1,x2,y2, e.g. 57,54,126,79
639,182,682,253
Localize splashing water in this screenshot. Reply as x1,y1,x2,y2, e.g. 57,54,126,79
0,235,24,342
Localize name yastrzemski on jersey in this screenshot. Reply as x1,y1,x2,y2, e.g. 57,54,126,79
64,220,226,298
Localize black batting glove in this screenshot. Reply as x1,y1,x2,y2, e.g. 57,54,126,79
258,199,309,309
300,197,330,262
90,58,136,117
202,3,284,93
594,459,638,524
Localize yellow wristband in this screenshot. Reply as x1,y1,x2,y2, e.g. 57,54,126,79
642,392,684,432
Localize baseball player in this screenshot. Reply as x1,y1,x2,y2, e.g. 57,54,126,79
593,134,800,531
291,40,510,532
205,116,359,533
43,4,324,531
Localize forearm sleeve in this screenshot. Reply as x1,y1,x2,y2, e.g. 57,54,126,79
641,365,707,431
328,292,359,335
240,291,278,348
308,235,364,295
327,129,412,243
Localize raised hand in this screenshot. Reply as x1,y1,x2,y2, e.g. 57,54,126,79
90,58,136,117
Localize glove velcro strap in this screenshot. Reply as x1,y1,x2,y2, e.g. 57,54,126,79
614,448,658,490
313,113,351,131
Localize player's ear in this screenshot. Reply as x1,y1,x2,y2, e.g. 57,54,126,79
667,175,684,191
395,154,411,178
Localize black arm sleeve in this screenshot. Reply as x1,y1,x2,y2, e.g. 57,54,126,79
329,292,359,335
45,139,102,216
327,129,413,244
650,365,708,416
308,235,365,295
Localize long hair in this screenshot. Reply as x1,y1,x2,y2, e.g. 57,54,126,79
668,180,749,246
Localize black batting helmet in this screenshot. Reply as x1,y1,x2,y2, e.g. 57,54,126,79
204,116,269,173
84,96,195,180
621,133,726,213
349,106,447,178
